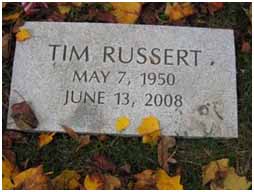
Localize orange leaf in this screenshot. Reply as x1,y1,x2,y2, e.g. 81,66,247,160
111,2,142,24
52,169,81,189
16,27,31,42
38,132,55,148
84,173,104,190
13,165,49,189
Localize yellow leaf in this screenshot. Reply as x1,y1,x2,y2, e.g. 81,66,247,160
115,116,130,132
137,116,160,144
3,177,14,190
52,169,81,189
137,116,160,135
3,11,22,22
13,165,48,189
84,173,104,190
104,174,121,189
111,2,142,24
211,167,251,190
16,27,31,42
202,158,229,185
2,158,19,179
142,130,160,144
58,5,71,15
38,132,55,148
165,3,185,21
155,169,183,190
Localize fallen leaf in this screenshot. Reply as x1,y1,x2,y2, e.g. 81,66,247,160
202,158,229,185
137,116,161,144
207,2,224,15
92,154,116,172
3,11,22,22
38,132,55,148
155,169,183,190
58,5,71,15
2,33,11,59
134,169,156,189
115,116,130,132
220,167,251,190
111,2,142,24
3,158,19,179
104,174,121,189
158,136,176,172
62,125,80,141
16,27,31,42
3,177,14,189
52,169,81,189
165,3,194,22
181,3,195,17
76,135,90,151
165,3,184,21
13,165,49,189
142,129,160,144
241,41,251,53
97,134,110,142
84,173,104,190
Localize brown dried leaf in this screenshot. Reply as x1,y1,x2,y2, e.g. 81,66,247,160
158,136,176,172
2,33,11,59
97,134,110,142
11,101,38,129
92,154,116,172
62,125,80,141
76,135,90,151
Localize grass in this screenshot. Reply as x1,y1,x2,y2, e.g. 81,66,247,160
3,2,252,189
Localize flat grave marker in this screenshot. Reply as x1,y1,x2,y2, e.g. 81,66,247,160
7,22,238,137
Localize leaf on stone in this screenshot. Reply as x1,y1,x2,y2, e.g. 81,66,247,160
202,158,229,185
134,169,156,189
92,154,116,172
52,169,81,190
104,174,121,189
110,2,142,24
13,165,49,189
38,132,55,148
62,125,80,141
157,136,176,172
137,116,161,144
84,173,104,190
155,169,183,190
165,3,194,22
207,2,224,15
11,100,38,129
115,116,130,132
16,27,31,42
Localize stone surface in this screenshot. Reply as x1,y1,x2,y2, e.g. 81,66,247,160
7,22,238,137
